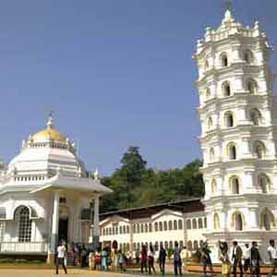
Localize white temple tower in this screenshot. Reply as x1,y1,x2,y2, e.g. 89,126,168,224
194,8,277,260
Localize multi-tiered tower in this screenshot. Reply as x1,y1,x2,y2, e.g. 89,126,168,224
194,8,277,260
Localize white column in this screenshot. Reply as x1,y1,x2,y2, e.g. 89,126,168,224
50,191,59,253
93,195,100,249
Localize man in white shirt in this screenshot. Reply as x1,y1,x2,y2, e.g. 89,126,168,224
56,241,68,275
268,239,277,275
243,243,250,274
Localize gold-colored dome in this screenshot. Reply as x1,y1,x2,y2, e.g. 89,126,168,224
31,115,67,144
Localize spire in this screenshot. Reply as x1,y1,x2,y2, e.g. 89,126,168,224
222,0,234,23
47,111,55,129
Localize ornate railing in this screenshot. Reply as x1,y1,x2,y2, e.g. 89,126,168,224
0,241,48,253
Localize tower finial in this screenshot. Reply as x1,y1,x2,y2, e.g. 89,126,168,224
47,110,55,129
225,0,232,12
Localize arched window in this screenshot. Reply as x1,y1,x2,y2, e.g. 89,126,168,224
211,179,217,194
224,111,234,127
258,174,270,193
123,225,126,233
247,79,257,94
165,241,169,250
222,81,231,96
192,218,197,229
209,148,215,162
254,141,265,159
15,206,32,242
159,222,163,231
204,217,207,228
198,218,203,229
149,223,152,232
168,221,173,231
193,240,199,250
173,220,177,230
140,224,144,233
205,88,211,99
232,212,243,231
187,240,193,251
230,176,240,194
154,222,158,232
227,143,237,160
163,221,167,231
220,53,228,67
145,223,148,232
243,49,254,64
186,219,191,230
169,241,173,249
260,209,275,231
178,219,183,230
214,213,220,230
126,226,130,233
249,108,262,126
207,117,213,130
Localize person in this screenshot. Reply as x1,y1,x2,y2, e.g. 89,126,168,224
111,248,118,271
158,244,167,275
243,243,251,274
80,245,87,267
201,241,214,277
232,241,243,277
173,242,182,276
219,241,231,277
141,244,148,273
56,241,68,275
135,248,140,265
88,251,94,270
94,248,101,270
148,244,156,275
118,249,126,272
250,241,262,277
267,239,277,276
180,246,187,272
101,247,108,271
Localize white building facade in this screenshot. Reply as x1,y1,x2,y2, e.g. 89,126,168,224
194,9,277,261
0,116,111,262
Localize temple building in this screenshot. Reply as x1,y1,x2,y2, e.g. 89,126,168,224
0,115,111,262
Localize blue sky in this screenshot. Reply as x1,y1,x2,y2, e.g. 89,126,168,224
0,0,276,175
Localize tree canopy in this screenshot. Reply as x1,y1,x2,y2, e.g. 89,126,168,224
100,146,204,213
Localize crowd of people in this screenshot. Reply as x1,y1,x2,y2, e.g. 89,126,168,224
55,239,277,276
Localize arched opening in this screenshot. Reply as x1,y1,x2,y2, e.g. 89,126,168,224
243,49,254,64
173,220,177,230
224,111,234,127
213,213,220,230
230,176,240,194
163,221,167,231
186,219,191,230
207,117,213,130
260,209,275,231
198,218,203,229
209,148,215,162
249,108,262,126
211,179,217,194
232,212,243,231
222,81,231,96
15,206,32,242
187,240,193,251
221,53,228,67
192,218,197,229
193,240,199,250
247,79,257,94
258,174,270,193
227,143,237,160
254,141,265,159
168,220,172,231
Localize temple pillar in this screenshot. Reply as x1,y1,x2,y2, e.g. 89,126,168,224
93,194,100,250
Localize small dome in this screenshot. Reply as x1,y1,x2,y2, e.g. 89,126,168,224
31,114,66,144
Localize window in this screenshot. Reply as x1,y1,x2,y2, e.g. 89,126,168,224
126,226,130,233
224,111,234,127
186,219,191,230
230,176,240,194
123,225,126,234
140,224,144,233
154,241,159,251
211,179,217,194
169,241,173,249
178,219,183,230
119,226,122,234
165,241,169,250
193,240,199,250
15,206,32,242
154,222,158,232
209,148,215,162
249,108,262,126
214,213,220,230
222,81,231,96
254,141,265,159
261,209,274,231
243,49,254,64
149,223,152,232
163,221,167,231
247,79,257,94
159,222,163,232
220,53,228,67
145,223,148,232
198,218,203,229
187,240,193,251
232,212,243,231
204,217,207,228
258,174,270,193
168,221,172,231
192,218,197,229
173,220,177,230
227,143,237,160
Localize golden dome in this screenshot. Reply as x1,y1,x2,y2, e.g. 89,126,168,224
31,115,67,144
